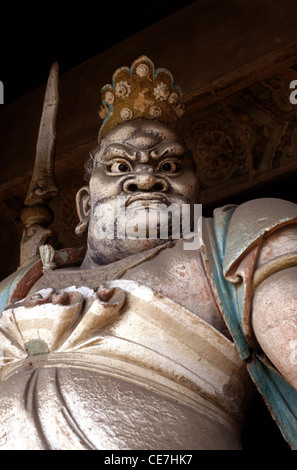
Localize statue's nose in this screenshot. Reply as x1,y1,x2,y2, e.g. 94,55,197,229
123,173,169,193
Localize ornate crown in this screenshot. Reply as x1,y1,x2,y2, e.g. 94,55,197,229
98,56,185,140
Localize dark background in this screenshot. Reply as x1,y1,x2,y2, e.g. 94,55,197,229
0,1,196,106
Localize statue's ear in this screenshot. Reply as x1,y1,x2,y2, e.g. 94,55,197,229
75,186,91,236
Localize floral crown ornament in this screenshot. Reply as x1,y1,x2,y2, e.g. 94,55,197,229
98,56,185,140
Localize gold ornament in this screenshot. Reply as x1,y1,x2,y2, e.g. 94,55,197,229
98,56,185,140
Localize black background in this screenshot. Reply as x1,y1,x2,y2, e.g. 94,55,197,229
0,1,196,106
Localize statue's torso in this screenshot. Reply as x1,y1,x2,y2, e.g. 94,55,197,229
30,240,228,336
0,240,252,450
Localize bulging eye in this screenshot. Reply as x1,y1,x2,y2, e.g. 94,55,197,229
159,160,181,173
109,160,132,173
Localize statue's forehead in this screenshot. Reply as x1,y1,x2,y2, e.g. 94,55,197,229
100,120,182,150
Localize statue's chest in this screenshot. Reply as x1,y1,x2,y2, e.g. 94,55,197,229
122,245,227,335
28,243,227,335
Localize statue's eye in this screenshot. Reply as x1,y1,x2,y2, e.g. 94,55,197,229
109,160,131,173
118,163,129,172
161,162,172,172
159,160,180,173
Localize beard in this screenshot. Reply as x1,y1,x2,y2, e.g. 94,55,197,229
85,194,196,265
91,195,194,242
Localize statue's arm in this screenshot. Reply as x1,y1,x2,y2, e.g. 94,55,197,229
251,223,297,390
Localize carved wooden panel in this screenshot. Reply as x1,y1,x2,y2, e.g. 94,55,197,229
183,66,297,204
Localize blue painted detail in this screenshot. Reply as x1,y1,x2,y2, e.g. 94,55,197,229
207,205,251,359
207,204,297,448
0,271,22,314
0,260,41,315
25,339,49,356
154,67,174,83
98,84,114,138
248,357,297,449
112,66,130,86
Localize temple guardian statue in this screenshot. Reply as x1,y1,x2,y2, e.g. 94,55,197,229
0,56,297,450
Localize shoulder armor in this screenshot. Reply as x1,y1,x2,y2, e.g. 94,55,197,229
222,198,297,276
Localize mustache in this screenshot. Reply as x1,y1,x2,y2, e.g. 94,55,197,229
92,193,193,211
125,192,170,206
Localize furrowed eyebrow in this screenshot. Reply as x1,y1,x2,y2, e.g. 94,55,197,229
101,144,137,161
150,142,186,160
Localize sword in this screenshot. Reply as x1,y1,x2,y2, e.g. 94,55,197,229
25,61,59,206
20,62,59,268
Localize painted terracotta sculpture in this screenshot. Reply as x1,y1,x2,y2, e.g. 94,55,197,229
0,56,297,450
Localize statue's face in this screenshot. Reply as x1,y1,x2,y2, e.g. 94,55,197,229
77,119,199,266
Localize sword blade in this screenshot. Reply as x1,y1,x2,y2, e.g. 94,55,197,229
24,61,59,206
